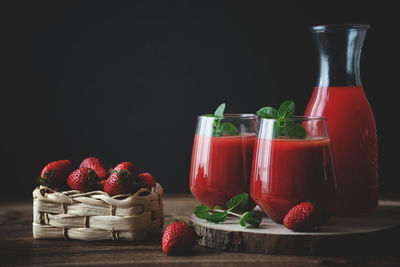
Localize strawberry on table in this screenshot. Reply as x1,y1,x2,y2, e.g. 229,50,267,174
283,202,322,232
39,160,73,189
67,167,99,192
79,157,108,180
138,172,156,188
162,222,196,256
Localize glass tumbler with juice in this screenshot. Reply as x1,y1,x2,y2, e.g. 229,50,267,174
250,116,336,223
190,113,258,209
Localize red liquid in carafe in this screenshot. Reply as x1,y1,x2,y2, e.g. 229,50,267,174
305,85,378,216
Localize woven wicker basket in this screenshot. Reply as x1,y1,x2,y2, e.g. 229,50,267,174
32,183,163,241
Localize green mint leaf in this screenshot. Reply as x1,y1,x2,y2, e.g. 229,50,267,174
214,103,226,118
272,121,283,138
206,211,228,223
277,100,295,119
257,107,278,119
194,204,210,219
240,211,262,227
211,103,237,137
285,120,307,138
226,193,249,213
213,205,223,210
220,122,239,135
213,127,223,137
257,100,306,139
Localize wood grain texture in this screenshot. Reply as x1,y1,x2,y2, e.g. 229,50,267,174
192,201,400,256
0,195,400,266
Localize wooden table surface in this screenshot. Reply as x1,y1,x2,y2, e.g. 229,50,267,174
1,194,399,267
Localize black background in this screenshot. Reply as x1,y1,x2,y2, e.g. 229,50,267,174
2,1,398,200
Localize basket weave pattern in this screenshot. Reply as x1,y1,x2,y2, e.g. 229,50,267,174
33,183,163,241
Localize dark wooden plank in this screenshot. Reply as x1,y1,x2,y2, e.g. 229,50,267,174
0,195,400,266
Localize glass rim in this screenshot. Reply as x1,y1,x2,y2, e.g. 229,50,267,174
259,115,326,122
311,24,370,32
198,113,258,119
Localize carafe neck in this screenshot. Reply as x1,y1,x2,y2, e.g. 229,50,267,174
312,24,369,87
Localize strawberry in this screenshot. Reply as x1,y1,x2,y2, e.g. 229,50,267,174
103,169,140,196
39,160,73,189
67,167,99,192
283,202,322,231
79,157,108,180
113,161,139,177
138,172,156,188
162,222,196,256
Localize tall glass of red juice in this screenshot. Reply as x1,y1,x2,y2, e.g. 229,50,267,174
250,116,336,223
190,114,258,209
305,24,378,216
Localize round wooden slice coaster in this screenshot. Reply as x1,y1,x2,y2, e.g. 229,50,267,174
190,200,400,256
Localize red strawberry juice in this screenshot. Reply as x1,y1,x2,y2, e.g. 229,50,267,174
250,137,336,223
305,85,378,216
190,133,256,209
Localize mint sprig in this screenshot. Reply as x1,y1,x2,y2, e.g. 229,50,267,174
240,211,262,227
277,100,295,119
226,193,249,213
256,100,306,139
207,103,239,137
194,204,210,219
193,193,262,227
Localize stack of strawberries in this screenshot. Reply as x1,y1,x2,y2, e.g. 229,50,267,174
38,157,156,196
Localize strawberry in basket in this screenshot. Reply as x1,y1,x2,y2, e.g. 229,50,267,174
79,157,109,190
104,161,157,196
38,158,158,195
34,158,163,242
104,161,141,196
67,167,99,192
79,157,108,180
39,160,73,190
138,173,156,188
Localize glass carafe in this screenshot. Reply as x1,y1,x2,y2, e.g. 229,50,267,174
305,24,378,216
